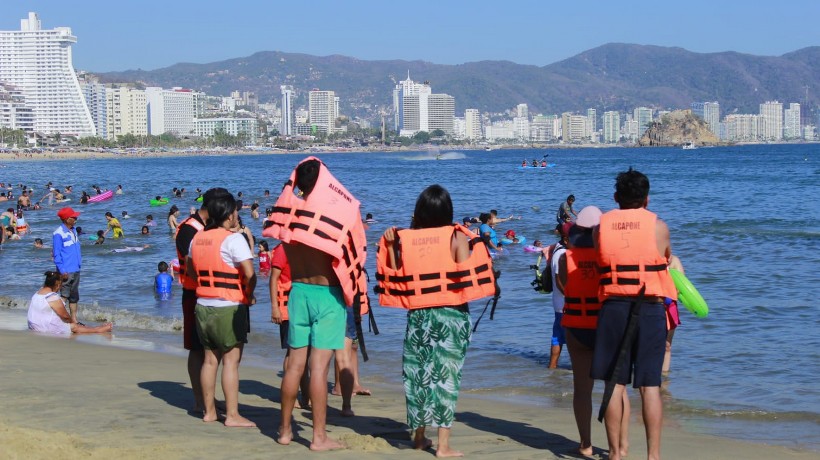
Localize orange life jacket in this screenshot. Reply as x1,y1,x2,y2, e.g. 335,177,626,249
561,247,602,329
175,215,205,290
262,156,369,313
190,228,249,304
273,245,292,320
375,224,496,309
597,208,677,300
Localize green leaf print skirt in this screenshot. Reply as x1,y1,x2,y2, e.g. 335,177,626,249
402,305,471,429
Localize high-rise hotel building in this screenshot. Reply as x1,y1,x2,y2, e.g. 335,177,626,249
392,74,455,136
280,85,294,136
464,109,482,140
602,111,621,143
308,89,338,134
0,13,95,136
146,87,199,136
759,101,783,141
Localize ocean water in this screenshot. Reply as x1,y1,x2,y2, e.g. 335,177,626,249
1,144,818,451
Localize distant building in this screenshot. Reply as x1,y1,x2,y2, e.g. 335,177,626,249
79,75,108,139
624,115,639,142
427,93,454,135
759,101,783,140
691,101,720,135
308,89,338,134
484,120,515,141
464,109,482,140
452,116,466,139
633,107,654,135
146,87,199,136
513,117,529,141
724,114,762,141
0,13,95,136
784,103,801,139
0,82,34,133
194,117,257,142
530,114,556,142
106,86,148,140
586,108,597,140
279,85,294,136
603,111,620,143
516,103,529,119
561,112,587,142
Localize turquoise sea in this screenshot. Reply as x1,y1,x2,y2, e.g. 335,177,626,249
1,144,818,451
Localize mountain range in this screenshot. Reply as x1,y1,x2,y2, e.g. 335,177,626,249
98,43,820,123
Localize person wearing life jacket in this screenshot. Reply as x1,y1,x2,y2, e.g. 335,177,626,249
173,187,229,414
268,242,310,410
263,157,366,451
547,222,569,369
590,168,677,460
558,206,630,457
187,191,256,428
376,185,496,457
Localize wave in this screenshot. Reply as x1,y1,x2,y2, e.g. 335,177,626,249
0,295,182,332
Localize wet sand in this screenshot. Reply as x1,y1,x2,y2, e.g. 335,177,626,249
0,330,814,459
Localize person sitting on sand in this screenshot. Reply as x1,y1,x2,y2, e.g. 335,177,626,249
27,270,113,335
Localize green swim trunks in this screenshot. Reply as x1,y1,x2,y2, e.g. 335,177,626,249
287,282,346,350
194,304,248,352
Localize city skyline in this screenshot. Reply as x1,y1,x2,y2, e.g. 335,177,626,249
5,1,820,72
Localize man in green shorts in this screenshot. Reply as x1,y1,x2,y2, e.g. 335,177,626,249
277,159,349,451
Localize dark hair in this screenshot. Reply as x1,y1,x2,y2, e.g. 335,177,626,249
105,211,113,218
567,194,575,202
34,238,43,244
146,214,153,220
411,185,453,229
250,202,259,211
365,213,373,219
490,209,498,216
205,192,237,230
96,230,104,237
478,212,491,224
43,270,63,289
258,240,269,251
168,205,179,216
614,168,650,209
141,225,150,233
202,187,230,208
158,261,168,272
295,159,320,197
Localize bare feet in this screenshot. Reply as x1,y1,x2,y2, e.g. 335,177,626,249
341,406,355,417
224,414,256,427
577,445,593,457
277,426,293,445
202,412,218,423
330,386,341,396
414,437,433,450
435,447,464,458
354,387,371,396
310,436,345,451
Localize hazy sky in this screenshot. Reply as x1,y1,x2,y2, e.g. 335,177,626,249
6,0,820,72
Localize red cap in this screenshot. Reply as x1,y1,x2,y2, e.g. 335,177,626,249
505,229,516,237
57,207,80,220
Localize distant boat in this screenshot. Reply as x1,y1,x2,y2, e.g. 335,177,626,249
682,142,697,150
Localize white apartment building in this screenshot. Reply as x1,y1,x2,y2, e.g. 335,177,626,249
633,107,654,135
784,103,801,139
452,116,466,139
280,85,294,136
106,86,147,141
513,117,530,141
0,82,34,133
146,87,198,136
516,103,529,119
624,116,639,142
427,93,454,135
586,108,597,140
603,111,621,143
194,117,257,142
464,109,482,140
724,114,762,141
692,101,720,134
79,75,108,139
0,13,95,136
530,114,556,142
484,121,515,142
759,101,783,141
308,90,338,134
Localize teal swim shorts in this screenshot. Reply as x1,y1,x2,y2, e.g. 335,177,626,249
194,304,248,352
287,282,346,350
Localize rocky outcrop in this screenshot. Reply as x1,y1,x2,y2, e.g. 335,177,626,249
639,110,721,147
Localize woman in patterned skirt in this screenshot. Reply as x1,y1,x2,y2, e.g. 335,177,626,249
381,184,472,457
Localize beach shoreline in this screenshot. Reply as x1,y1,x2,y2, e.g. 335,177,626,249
0,328,815,459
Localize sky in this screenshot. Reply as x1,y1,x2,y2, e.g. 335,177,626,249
5,0,820,72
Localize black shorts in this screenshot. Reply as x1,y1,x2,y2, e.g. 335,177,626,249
590,298,666,388
182,289,202,351
566,327,597,350
279,320,290,349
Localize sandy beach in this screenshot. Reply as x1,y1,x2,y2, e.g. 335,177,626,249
0,330,814,460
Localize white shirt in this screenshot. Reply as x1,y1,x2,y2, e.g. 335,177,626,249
550,244,566,313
